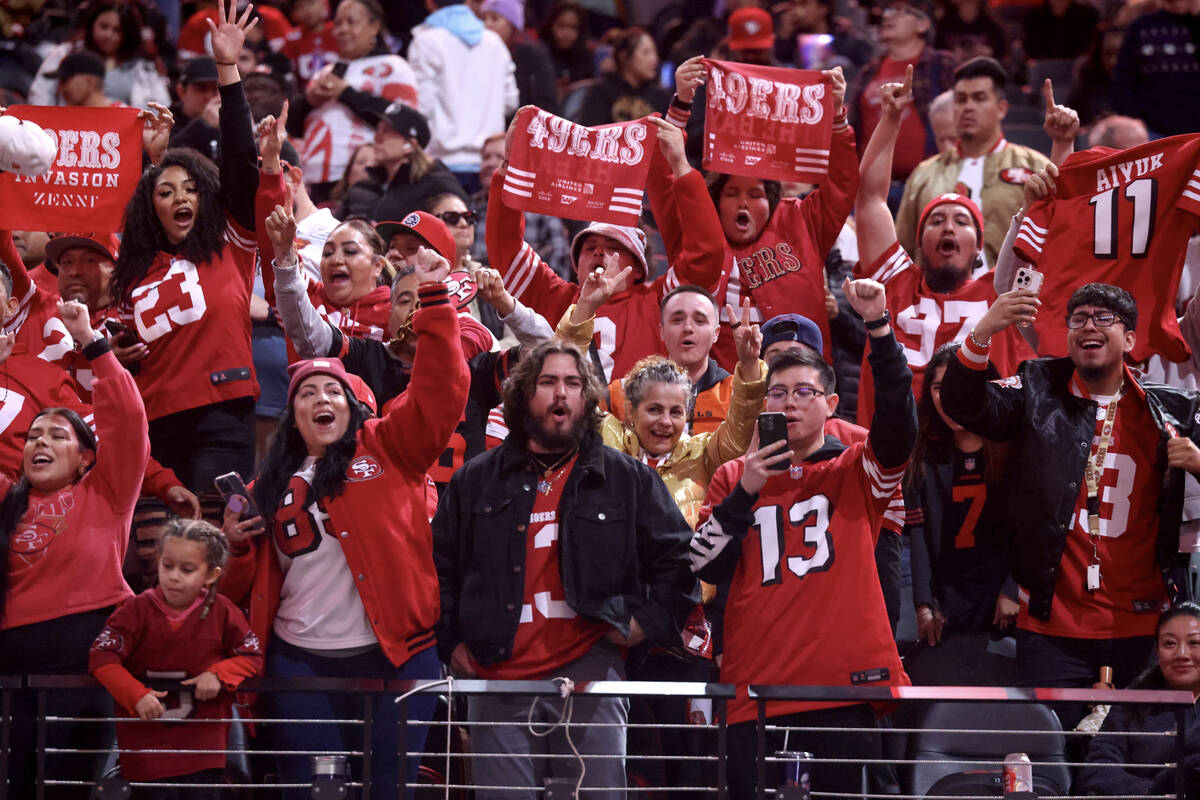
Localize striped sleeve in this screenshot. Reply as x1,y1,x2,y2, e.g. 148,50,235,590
958,329,991,370
861,444,905,502
882,489,906,534
504,241,547,303
1181,166,1200,215
1012,202,1050,266
856,239,913,285
485,405,509,450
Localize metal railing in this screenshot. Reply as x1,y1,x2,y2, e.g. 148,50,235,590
0,676,1192,799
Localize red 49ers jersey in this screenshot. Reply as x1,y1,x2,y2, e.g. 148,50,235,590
475,457,608,679
1013,133,1200,363
121,219,259,420
0,349,90,480
705,443,909,724
855,240,1033,422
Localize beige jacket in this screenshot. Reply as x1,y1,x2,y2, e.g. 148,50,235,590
895,140,1049,267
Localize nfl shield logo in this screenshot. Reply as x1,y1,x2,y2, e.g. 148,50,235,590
964,457,976,471
789,465,803,479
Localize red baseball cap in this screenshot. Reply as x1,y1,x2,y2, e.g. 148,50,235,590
375,211,456,264
917,193,984,242
728,7,774,51
286,357,376,413
45,232,120,268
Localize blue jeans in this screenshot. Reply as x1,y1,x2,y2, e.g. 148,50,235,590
263,635,440,800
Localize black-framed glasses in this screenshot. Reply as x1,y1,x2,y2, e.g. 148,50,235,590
766,386,826,402
1066,311,1119,329
438,210,477,227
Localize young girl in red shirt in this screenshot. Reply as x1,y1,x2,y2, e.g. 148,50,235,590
90,519,262,796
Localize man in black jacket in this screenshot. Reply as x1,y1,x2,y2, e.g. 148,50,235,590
432,339,698,797
942,282,1200,718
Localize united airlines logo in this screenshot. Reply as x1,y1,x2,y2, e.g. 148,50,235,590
346,456,383,481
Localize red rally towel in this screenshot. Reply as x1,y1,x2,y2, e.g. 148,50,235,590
0,105,143,233
502,106,658,227
701,59,834,184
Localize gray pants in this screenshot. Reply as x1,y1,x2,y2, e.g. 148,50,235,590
468,639,629,799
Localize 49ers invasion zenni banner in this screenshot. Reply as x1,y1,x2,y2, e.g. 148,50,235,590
701,59,834,184
502,106,658,226
0,105,142,232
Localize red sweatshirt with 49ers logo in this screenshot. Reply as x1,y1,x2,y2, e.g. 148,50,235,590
1,348,149,629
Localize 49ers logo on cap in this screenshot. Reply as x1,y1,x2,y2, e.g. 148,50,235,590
347,456,383,481
402,212,420,228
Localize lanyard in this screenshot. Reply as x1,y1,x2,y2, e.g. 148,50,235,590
1083,390,1120,565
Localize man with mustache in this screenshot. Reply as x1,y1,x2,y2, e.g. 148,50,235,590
432,339,697,797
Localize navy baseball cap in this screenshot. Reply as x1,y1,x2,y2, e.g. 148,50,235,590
760,313,823,356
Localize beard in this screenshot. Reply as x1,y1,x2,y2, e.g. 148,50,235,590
524,405,588,452
921,257,973,293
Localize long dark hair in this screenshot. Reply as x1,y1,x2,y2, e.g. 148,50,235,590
112,148,225,304
0,407,97,624
252,389,371,528
905,343,1006,491
83,1,145,63
706,171,783,225
501,340,604,450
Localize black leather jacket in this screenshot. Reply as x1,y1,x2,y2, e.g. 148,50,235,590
431,428,699,666
941,355,1197,621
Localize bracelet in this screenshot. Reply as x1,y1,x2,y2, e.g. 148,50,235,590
968,329,991,349
863,310,890,330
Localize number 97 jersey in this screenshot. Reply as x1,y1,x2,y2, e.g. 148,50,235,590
703,443,909,724
1013,133,1200,364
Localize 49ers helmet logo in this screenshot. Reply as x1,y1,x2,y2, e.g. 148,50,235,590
346,456,383,481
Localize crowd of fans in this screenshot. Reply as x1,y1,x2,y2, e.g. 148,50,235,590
1,0,1200,797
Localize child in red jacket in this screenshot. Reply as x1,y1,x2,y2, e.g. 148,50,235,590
90,519,263,795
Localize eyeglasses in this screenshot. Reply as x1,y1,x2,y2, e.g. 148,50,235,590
766,386,826,402
1066,311,1120,329
437,210,477,227
882,5,923,17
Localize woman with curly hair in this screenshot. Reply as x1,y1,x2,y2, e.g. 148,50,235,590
109,1,260,498
30,0,170,108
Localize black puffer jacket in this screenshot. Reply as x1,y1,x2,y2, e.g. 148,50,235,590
941,355,1198,621
431,428,699,666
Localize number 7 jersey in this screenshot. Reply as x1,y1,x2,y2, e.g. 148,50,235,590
1013,133,1200,364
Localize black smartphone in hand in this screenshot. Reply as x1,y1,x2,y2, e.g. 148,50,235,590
757,412,790,471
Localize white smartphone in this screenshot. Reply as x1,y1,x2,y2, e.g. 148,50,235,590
1013,266,1044,294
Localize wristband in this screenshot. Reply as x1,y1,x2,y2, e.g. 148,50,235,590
863,310,890,330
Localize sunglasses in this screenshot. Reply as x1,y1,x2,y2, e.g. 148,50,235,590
437,210,477,227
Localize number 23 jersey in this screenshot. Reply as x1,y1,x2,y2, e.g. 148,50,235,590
120,218,259,420
704,443,909,723
1014,133,1200,364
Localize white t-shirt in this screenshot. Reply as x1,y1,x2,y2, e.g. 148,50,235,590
272,458,377,650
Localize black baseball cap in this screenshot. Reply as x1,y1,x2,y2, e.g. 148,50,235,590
180,56,219,86
368,101,431,149
48,51,105,81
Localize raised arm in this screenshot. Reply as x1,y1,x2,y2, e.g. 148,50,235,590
855,66,911,270
263,187,334,358
210,0,260,231
255,105,297,307
702,304,766,478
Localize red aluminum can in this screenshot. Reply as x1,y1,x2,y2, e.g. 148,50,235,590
1003,752,1033,794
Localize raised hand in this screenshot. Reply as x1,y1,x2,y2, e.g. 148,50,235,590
727,299,763,378
475,267,515,316
1022,161,1059,211
648,116,689,175
972,288,1041,341
57,299,97,347
674,55,706,105
138,102,174,166
1042,79,1080,144
879,64,913,120
256,100,289,173
842,278,888,326
265,189,297,259
576,259,634,319
822,65,847,112
206,0,258,68
411,245,452,285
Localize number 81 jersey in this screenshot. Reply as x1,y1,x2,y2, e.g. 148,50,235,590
1013,133,1200,364
701,443,909,724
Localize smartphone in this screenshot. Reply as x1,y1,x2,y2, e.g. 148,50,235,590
331,61,349,78
757,412,790,471
214,472,261,521
1013,266,1044,294
103,319,137,348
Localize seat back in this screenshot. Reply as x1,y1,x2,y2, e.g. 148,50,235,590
907,701,1071,797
